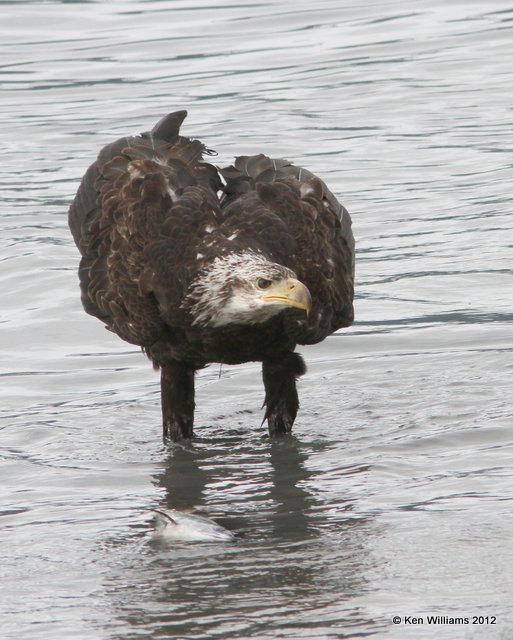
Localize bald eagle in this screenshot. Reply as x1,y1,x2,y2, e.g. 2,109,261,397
68,111,354,440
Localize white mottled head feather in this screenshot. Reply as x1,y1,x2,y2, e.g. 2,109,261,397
183,251,297,327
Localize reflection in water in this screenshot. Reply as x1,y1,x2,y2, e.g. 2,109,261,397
153,434,314,538
106,435,378,639
267,437,312,540
156,440,209,511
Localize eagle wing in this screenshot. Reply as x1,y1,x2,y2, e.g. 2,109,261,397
68,111,221,347
220,154,355,344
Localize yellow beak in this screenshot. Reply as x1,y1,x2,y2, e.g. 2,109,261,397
260,278,312,316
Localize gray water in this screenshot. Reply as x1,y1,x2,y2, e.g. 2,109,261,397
1,1,512,638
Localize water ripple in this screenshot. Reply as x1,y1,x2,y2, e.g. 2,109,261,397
1,1,513,638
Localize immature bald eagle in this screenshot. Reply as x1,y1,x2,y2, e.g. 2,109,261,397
68,111,354,439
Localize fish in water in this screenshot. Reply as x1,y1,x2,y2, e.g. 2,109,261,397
152,509,235,542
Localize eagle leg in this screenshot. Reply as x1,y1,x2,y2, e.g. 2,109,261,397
262,352,307,437
161,362,195,440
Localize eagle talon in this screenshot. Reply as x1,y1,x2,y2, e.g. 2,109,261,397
267,413,294,437
163,419,193,441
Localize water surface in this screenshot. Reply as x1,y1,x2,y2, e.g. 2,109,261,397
1,1,513,638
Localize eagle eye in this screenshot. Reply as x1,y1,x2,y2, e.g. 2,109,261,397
257,278,272,290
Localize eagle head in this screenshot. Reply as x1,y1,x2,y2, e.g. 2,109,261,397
184,251,312,328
